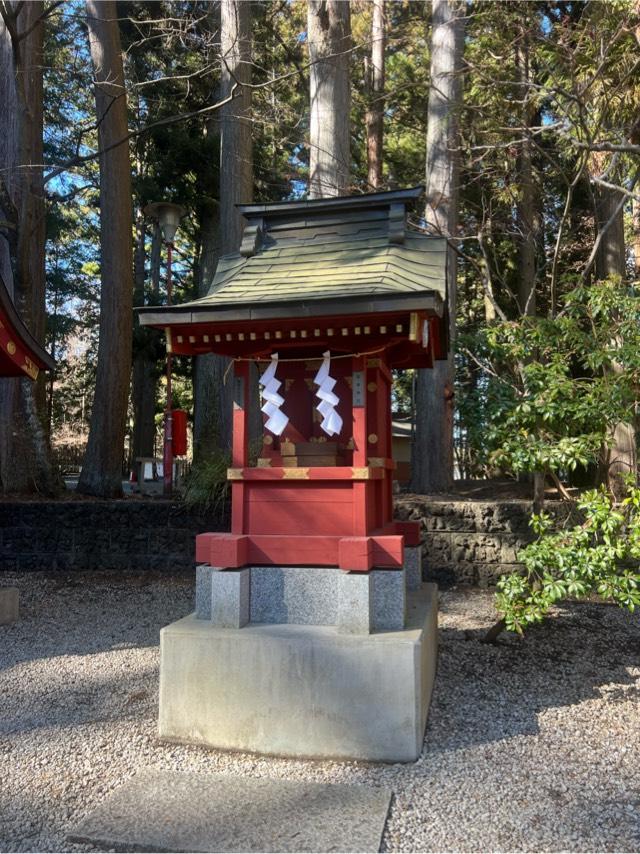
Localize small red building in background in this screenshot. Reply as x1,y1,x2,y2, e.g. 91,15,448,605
140,187,447,573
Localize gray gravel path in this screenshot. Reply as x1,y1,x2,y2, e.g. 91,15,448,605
1,571,639,853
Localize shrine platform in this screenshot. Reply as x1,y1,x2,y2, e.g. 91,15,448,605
158,582,437,763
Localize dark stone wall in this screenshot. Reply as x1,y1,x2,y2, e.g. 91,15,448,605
0,500,225,573
1,496,569,586
395,495,570,587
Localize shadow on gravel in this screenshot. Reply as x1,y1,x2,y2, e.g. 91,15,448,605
425,598,640,753
0,571,194,671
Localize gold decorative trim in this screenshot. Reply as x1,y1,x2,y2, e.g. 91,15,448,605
282,467,309,479
367,358,382,368
368,433,378,444
367,381,377,393
227,468,243,480
368,457,385,467
7,340,16,355
263,435,273,445
21,357,38,380
257,458,272,468
351,467,372,479
409,312,419,342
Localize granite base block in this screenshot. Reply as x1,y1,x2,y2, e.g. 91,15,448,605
210,567,250,628
159,585,438,762
404,546,422,591
195,565,213,620
371,569,406,630
337,571,373,634
0,587,19,625
250,565,339,626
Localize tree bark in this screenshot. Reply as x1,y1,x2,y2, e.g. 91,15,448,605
0,2,54,494
131,212,157,463
194,0,254,456
515,29,541,318
411,0,464,494
365,0,385,190
308,0,351,198
592,176,636,490
193,205,228,459
77,0,133,497
220,0,252,255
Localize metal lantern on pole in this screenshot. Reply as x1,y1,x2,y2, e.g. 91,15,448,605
144,202,185,496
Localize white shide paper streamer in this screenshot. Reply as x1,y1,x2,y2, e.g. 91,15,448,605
313,350,343,437
259,353,289,436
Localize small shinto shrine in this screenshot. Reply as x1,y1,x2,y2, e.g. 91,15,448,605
139,187,446,762
0,274,55,379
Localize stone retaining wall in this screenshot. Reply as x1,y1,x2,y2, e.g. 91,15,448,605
1,496,568,586
395,495,569,587
0,500,224,574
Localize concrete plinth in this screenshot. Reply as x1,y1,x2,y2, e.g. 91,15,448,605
0,588,19,625
159,585,438,762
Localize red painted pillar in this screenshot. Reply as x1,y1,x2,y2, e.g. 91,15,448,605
231,360,249,535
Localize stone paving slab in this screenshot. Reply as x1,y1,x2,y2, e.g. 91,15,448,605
68,769,392,853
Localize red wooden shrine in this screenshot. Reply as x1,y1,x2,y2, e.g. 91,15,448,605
0,273,55,379
139,187,447,572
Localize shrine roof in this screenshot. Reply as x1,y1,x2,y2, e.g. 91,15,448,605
139,187,447,326
0,274,55,379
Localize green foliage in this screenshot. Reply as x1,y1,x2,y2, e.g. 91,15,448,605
182,449,230,517
460,279,640,485
497,479,640,635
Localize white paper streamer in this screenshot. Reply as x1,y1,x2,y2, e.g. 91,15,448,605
259,353,289,436
313,351,343,437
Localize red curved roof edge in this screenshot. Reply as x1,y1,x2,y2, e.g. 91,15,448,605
0,273,55,379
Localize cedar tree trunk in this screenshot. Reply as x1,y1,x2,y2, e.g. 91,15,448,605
78,0,133,497
0,2,54,494
365,0,385,190
308,0,351,198
411,0,464,494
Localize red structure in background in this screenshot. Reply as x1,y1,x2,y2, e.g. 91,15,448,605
139,187,447,572
0,274,55,379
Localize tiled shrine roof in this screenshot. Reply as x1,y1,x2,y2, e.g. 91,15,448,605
139,187,447,326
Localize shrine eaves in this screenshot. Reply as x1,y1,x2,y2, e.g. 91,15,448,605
0,273,55,380
137,185,448,369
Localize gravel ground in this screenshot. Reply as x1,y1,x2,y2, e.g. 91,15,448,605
1,571,639,853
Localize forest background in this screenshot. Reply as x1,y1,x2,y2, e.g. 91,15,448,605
1,0,639,509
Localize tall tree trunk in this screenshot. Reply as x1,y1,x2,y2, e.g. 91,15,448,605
220,0,252,255
0,2,54,494
308,0,351,198
515,39,540,318
131,212,157,464
78,0,133,497
594,180,636,491
194,0,253,457
411,0,464,494
365,0,385,190
193,205,225,459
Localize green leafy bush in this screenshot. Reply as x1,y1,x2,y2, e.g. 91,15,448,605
496,480,640,634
